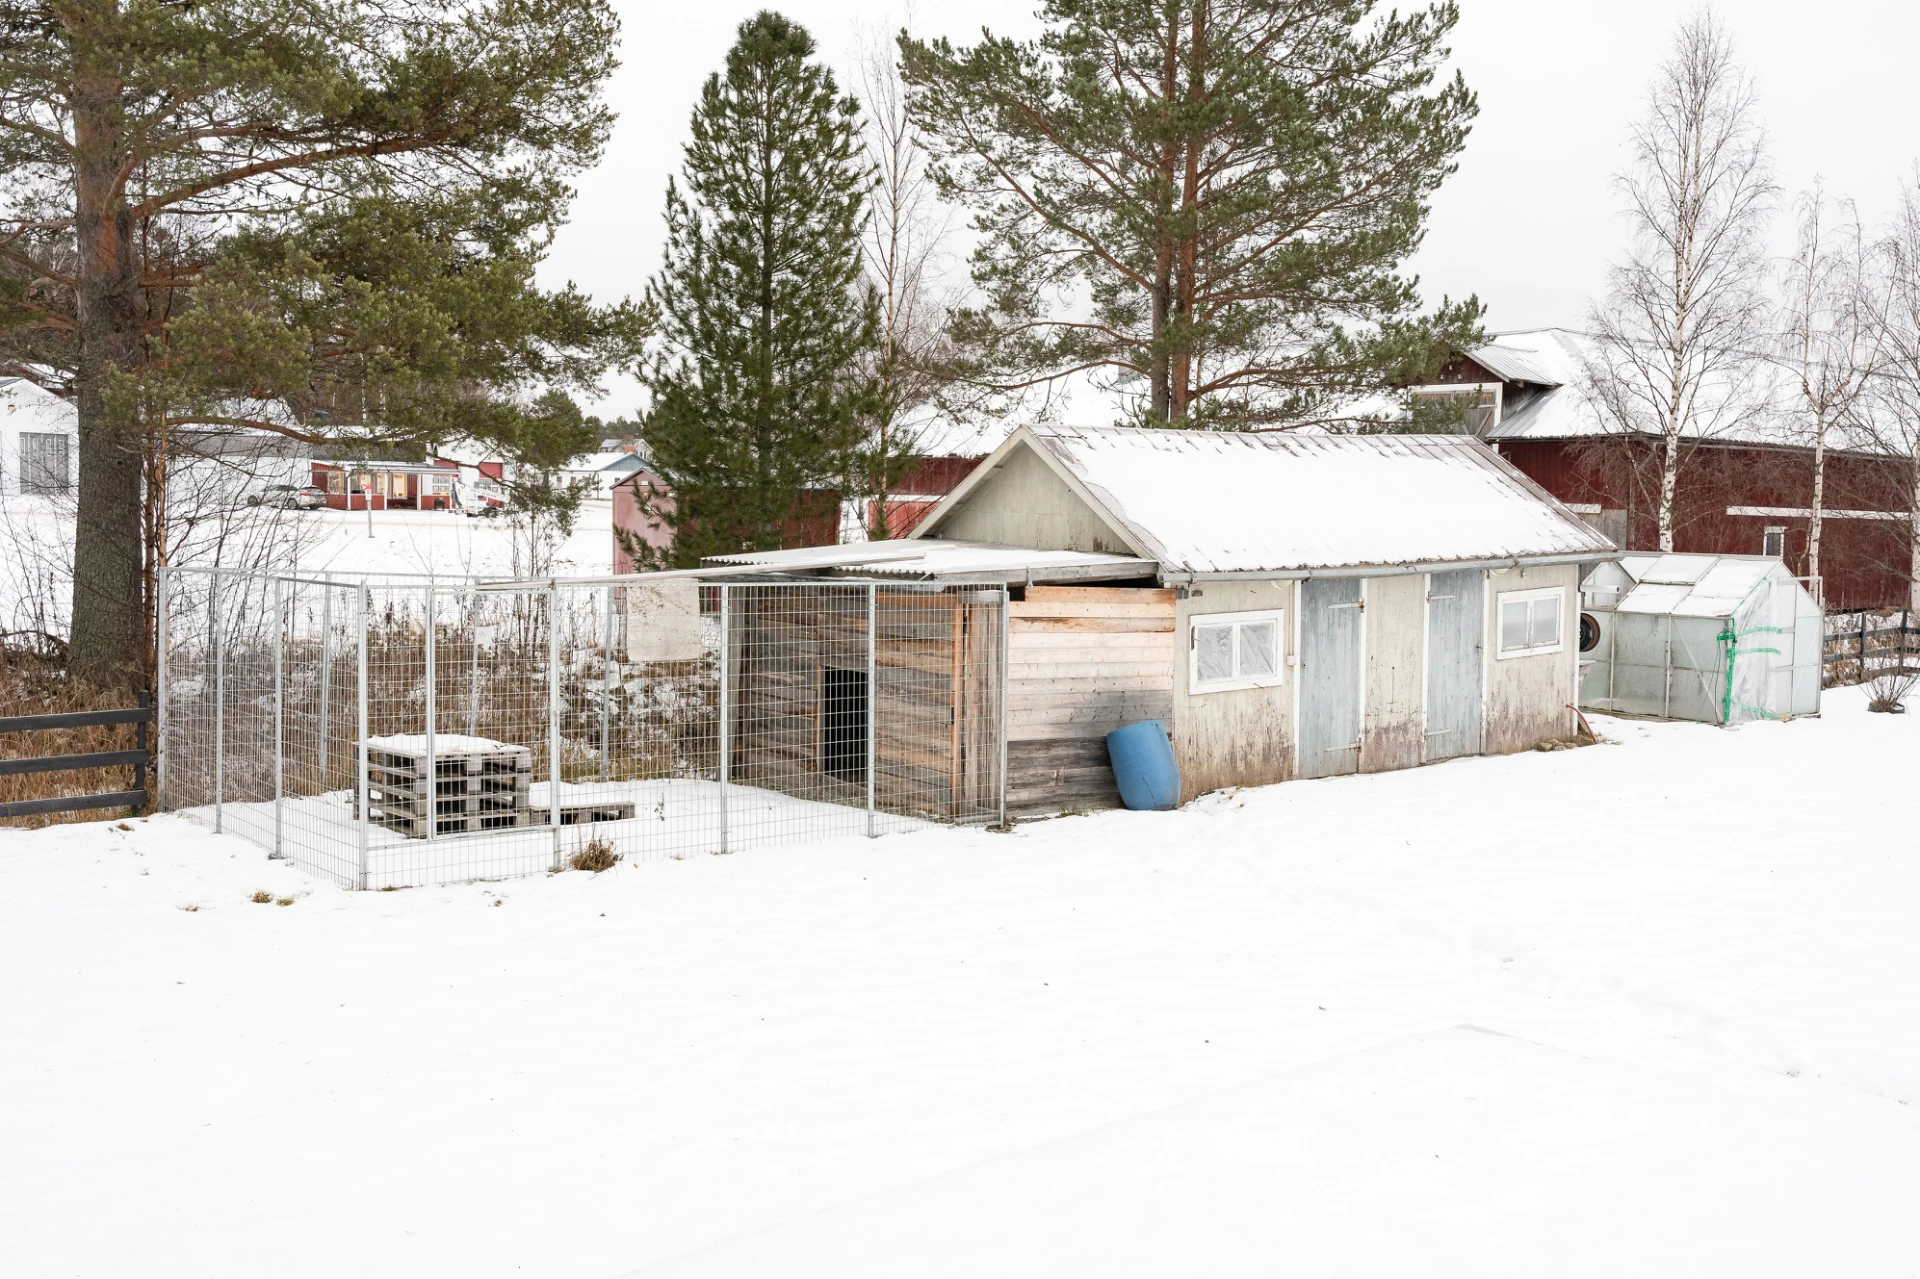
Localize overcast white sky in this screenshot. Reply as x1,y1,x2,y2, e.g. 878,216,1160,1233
547,0,1920,419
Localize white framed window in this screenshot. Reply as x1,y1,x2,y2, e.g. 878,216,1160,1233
1188,609,1285,693
20,431,69,494
1762,526,1786,558
1495,587,1564,659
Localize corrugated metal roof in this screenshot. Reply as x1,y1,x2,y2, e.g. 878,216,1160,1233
1019,426,1615,576
703,539,1155,583
1610,553,1784,618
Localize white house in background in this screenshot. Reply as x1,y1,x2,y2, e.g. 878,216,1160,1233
0,377,78,498
563,450,647,493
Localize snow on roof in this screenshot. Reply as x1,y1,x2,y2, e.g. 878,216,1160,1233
1468,343,1566,388
1471,328,1890,453
1014,426,1614,575
1609,553,1786,618
704,538,1155,583
0,377,76,432
569,452,645,474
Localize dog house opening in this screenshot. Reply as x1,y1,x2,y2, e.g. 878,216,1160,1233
821,666,870,783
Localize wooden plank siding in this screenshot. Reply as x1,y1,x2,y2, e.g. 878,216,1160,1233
1005,586,1176,815
728,587,1004,822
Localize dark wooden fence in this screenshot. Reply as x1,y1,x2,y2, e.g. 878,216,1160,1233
1823,611,1918,687
0,693,150,819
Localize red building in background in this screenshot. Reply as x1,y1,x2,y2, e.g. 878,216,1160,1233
1420,329,1915,611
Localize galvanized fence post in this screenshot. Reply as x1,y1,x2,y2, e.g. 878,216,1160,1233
718,583,730,855
549,582,562,872
601,584,613,782
999,584,1010,829
272,574,284,858
154,564,169,812
1861,611,1870,682
467,585,482,738
317,574,332,788
213,569,225,834
424,585,436,847
356,583,370,890
866,582,876,838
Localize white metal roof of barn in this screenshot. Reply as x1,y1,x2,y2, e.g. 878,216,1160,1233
925,425,1615,578
1602,553,1789,618
702,538,1156,584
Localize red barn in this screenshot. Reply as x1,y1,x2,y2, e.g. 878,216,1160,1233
1419,329,1915,611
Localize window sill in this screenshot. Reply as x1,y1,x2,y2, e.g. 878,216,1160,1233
1190,675,1285,695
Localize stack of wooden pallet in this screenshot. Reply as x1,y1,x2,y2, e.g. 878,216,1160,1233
354,735,532,837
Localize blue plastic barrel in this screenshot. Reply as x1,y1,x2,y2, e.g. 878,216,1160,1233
1106,719,1181,811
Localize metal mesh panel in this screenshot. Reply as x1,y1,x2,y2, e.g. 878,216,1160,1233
159,569,1007,888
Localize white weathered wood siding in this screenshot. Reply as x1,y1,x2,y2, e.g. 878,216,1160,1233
1006,586,1175,813
1170,580,1296,801
923,443,1139,556
1482,563,1580,753
1360,574,1425,774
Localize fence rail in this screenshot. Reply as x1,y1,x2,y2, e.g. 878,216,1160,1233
1822,609,1918,686
0,693,149,819
159,568,1006,889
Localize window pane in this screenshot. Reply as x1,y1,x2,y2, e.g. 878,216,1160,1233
1195,625,1233,683
1500,600,1529,651
20,432,68,495
1528,598,1561,648
1239,620,1278,677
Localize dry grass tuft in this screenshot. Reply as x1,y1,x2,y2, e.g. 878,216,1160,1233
1,656,151,829
250,890,272,904
567,837,620,873
1868,669,1917,713
275,896,295,907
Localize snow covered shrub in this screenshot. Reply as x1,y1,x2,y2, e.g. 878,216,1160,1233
1867,669,1916,713
568,837,620,873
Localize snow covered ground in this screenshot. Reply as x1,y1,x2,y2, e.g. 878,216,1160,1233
3,687,1917,1277
286,499,615,579
0,496,616,636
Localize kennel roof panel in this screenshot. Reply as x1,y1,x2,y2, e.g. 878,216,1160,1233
702,539,1157,584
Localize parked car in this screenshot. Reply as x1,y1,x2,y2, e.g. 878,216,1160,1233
248,484,328,511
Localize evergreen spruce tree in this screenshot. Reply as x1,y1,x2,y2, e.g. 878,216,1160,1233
642,11,880,565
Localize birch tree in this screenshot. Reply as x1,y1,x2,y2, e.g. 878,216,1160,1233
1864,173,1920,612
1584,9,1774,552
1779,189,1882,590
854,31,954,539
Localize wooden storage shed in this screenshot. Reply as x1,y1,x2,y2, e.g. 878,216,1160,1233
702,427,1618,816
914,426,1619,807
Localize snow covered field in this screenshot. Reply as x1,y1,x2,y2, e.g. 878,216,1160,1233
3,688,1917,1277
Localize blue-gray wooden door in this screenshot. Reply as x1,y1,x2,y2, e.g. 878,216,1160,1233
1297,577,1363,778
1423,569,1484,762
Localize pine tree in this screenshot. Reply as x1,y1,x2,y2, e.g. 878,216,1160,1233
0,0,627,687
899,0,1481,427
641,11,880,565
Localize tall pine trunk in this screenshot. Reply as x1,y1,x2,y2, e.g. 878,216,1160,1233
69,79,146,689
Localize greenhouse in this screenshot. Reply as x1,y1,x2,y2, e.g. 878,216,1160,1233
1576,553,1823,724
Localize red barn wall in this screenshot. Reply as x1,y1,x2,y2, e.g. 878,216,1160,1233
1497,438,1912,610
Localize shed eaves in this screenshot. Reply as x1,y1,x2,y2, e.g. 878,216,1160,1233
1023,426,1616,576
